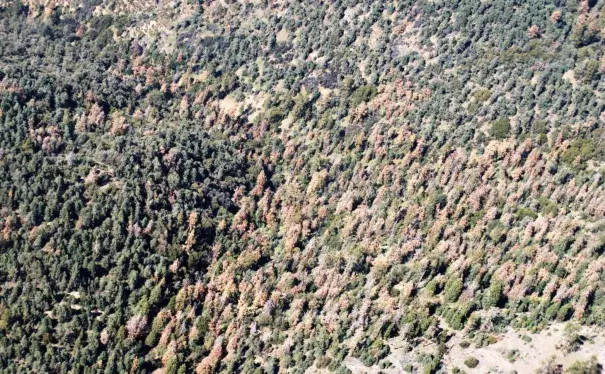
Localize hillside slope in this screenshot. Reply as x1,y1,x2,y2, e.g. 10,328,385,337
0,0,604,372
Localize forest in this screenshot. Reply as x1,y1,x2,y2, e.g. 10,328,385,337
0,0,604,372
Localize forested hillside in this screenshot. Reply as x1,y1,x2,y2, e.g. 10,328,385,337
0,0,604,372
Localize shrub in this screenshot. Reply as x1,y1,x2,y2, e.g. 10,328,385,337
561,323,582,353
334,366,352,374
566,355,599,374
536,355,560,374
378,360,393,369
475,333,498,347
520,335,533,343
506,349,520,363
464,357,479,368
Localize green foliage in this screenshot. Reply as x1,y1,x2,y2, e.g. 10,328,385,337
562,323,583,352
516,207,538,220
561,139,596,167
426,192,447,218
356,338,390,366
334,366,352,374
578,60,600,84
0,0,604,372
545,302,561,320
474,333,498,348
425,279,440,296
488,222,507,243
464,357,479,369
473,89,492,103
538,197,558,216
532,120,548,135
482,279,504,308
571,23,600,47
444,277,463,303
490,118,511,140
566,355,600,374
558,304,574,321
506,349,520,363
443,303,475,330
420,353,441,374
349,85,377,107
266,106,287,123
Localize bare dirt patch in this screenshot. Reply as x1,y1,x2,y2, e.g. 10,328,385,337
339,323,605,373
